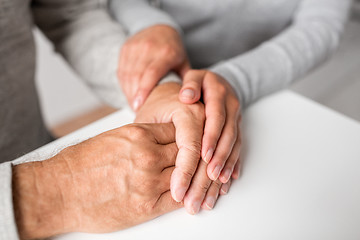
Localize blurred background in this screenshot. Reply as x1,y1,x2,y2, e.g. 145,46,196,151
34,1,360,137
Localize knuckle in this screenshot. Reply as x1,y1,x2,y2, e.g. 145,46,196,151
177,149,201,178
146,66,159,77
212,180,222,189
214,153,227,165
197,181,211,194
138,176,155,193
178,156,199,179
216,84,227,96
142,39,154,51
182,142,202,157
233,100,241,111
142,152,158,169
127,125,149,140
229,96,241,110
214,148,232,164
162,46,177,58
181,169,196,181
130,73,142,83
136,150,158,170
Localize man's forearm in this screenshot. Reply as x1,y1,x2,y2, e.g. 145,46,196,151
210,0,351,109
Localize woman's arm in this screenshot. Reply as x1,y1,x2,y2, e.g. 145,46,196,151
109,0,182,35
210,0,352,108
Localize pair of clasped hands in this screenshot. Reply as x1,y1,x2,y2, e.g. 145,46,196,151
121,26,242,215
14,25,242,239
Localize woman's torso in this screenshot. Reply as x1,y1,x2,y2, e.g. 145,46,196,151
154,0,301,68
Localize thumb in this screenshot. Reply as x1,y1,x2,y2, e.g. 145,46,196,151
170,110,204,202
179,70,205,104
175,59,191,78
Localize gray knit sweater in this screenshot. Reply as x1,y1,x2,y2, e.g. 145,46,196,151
110,0,352,107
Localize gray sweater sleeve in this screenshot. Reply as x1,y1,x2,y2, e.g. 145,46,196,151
0,162,19,240
210,0,352,108
31,0,127,109
109,0,351,109
109,0,182,35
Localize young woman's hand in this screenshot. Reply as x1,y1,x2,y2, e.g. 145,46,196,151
179,70,242,183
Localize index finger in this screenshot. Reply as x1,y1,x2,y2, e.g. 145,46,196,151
133,59,171,111
170,108,205,202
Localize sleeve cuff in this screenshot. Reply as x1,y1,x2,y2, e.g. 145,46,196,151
0,162,20,240
158,72,182,86
210,63,246,109
109,0,182,35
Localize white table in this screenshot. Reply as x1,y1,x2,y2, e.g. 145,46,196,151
21,91,360,240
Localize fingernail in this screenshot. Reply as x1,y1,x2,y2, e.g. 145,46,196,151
220,169,232,183
189,201,201,215
181,89,195,99
233,162,242,179
233,168,240,179
133,96,142,111
172,187,187,203
221,184,230,195
211,165,222,180
203,148,214,164
205,197,216,210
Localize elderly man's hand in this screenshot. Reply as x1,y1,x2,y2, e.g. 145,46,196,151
12,123,181,240
135,82,232,214
118,25,190,110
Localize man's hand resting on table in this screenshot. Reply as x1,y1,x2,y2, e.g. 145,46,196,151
12,123,181,240
135,83,232,214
